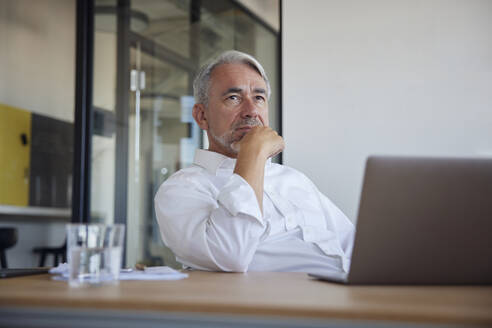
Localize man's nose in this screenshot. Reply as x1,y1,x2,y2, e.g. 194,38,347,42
240,97,259,118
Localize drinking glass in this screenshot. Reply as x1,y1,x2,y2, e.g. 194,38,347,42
66,224,125,287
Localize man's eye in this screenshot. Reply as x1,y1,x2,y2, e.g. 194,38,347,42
226,95,240,102
255,95,265,102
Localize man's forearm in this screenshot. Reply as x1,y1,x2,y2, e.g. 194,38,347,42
233,126,284,212
234,149,267,211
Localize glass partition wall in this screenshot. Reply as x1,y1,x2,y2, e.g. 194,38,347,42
91,0,279,268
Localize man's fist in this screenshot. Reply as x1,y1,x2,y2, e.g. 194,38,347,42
234,126,285,159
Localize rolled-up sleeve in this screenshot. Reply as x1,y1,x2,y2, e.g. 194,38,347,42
154,172,267,272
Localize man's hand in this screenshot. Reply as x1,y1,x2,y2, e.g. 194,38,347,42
234,126,285,160
233,127,284,212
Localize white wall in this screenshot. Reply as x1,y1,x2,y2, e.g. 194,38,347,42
0,0,75,122
283,0,492,221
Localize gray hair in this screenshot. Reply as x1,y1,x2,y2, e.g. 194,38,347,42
193,50,271,106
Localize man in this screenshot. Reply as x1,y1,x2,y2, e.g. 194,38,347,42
154,50,354,274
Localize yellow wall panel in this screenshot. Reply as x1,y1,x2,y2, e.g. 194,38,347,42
0,103,31,206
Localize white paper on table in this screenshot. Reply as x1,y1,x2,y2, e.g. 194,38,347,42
119,272,187,280
49,264,188,281
121,266,188,280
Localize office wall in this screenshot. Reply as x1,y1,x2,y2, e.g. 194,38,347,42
0,0,75,122
283,0,492,221
0,0,75,268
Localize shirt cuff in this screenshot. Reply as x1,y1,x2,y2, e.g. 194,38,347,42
217,173,264,223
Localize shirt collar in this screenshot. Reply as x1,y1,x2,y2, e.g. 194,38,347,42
193,149,272,175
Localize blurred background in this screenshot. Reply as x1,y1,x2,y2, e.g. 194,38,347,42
0,0,280,268
1,0,491,269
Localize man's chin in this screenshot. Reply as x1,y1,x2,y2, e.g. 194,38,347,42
230,132,248,152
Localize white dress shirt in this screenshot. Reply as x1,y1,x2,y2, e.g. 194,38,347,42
154,149,354,274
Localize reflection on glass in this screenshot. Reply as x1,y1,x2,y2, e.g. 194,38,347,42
92,7,118,224
91,0,279,268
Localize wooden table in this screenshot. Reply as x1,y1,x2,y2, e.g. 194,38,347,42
1,271,491,327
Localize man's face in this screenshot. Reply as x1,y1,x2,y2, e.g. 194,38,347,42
202,63,269,157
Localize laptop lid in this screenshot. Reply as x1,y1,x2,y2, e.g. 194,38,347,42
347,156,492,285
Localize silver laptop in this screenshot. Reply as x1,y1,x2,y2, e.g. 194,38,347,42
310,156,492,285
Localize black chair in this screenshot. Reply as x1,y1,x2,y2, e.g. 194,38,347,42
33,239,67,267
0,227,18,269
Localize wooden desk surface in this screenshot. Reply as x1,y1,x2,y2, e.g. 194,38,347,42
0,271,491,326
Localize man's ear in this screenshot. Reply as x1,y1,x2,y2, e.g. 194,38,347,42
192,103,209,130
